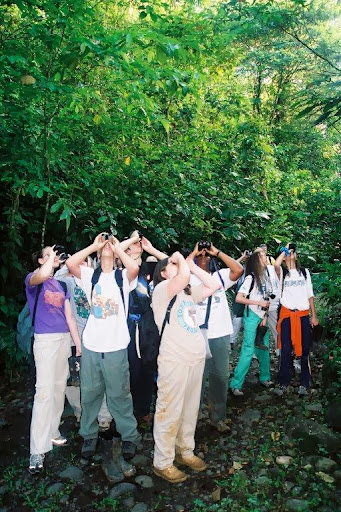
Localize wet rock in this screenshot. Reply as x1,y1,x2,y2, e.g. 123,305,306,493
59,466,84,482
131,454,149,467
135,475,153,488
255,394,272,404
131,504,148,512
47,482,64,495
285,498,309,511
276,456,293,465
306,403,322,412
240,409,261,424
175,506,185,512
102,460,124,484
123,496,135,509
255,476,272,485
315,457,337,473
110,482,137,498
212,487,221,502
286,417,340,454
283,481,295,492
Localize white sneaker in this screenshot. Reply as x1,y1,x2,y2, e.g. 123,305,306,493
52,436,68,446
231,388,244,396
29,454,45,474
273,386,287,397
293,358,301,374
298,386,308,396
261,380,274,388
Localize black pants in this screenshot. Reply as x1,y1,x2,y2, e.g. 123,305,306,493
278,315,310,388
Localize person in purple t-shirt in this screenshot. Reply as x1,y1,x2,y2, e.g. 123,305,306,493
26,245,81,475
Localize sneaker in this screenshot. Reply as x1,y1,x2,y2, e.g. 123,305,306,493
293,359,302,374
260,380,274,388
273,385,287,397
298,385,308,396
215,420,231,433
122,441,136,460
175,454,207,472
153,465,188,483
231,388,244,396
81,438,98,459
52,436,68,447
98,420,111,432
29,454,45,474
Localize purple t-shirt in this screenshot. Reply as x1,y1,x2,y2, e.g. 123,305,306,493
25,273,71,334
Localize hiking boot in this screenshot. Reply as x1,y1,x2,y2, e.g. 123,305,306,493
260,380,274,388
29,454,45,474
81,438,98,459
215,420,231,433
153,465,188,483
52,436,68,447
175,454,207,472
231,388,244,396
273,385,287,397
122,441,137,460
255,325,268,350
298,385,308,396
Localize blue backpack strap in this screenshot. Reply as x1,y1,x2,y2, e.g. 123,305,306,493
211,258,225,288
115,269,125,314
199,295,212,329
91,266,102,297
160,296,177,339
56,280,68,295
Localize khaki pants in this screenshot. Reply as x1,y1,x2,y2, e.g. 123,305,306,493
153,357,205,470
30,333,71,455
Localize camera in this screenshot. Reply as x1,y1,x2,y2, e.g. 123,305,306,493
101,233,110,241
288,243,296,252
245,250,252,256
59,253,69,262
198,240,211,251
54,245,65,255
261,297,270,311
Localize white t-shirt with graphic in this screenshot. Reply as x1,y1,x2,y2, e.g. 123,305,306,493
152,280,205,366
191,268,237,339
239,274,267,319
81,267,137,352
280,268,314,311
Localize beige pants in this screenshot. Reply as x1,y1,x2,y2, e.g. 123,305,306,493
268,310,278,344
30,333,71,455
153,357,205,470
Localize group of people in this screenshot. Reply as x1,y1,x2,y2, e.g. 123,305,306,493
25,232,318,483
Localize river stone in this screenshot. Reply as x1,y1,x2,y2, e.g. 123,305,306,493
276,456,293,465
286,417,341,454
315,457,337,473
135,475,153,488
285,498,310,511
110,482,137,498
122,496,135,509
255,394,272,404
59,466,84,482
240,409,261,424
131,454,149,467
284,482,295,492
47,482,64,495
306,403,322,413
131,504,148,512
255,476,272,485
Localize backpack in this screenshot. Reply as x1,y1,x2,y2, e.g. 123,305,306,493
16,280,67,356
235,273,255,318
131,288,176,365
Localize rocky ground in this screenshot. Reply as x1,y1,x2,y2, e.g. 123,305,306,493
0,344,340,512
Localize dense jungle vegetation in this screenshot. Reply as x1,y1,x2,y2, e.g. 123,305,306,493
0,0,340,374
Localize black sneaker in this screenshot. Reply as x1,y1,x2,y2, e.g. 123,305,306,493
29,454,45,474
81,438,98,459
121,441,136,460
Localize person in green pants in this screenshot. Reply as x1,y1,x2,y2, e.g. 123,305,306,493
230,249,274,395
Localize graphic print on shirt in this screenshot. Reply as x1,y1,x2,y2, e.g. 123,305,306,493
44,290,64,308
74,284,90,319
177,300,199,334
91,283,119,319
284,279,306,288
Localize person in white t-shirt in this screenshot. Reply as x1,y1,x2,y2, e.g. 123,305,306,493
230,249,275,395
152,252,220,484
274,245,319,396
66,234,141,461
189,242,243,431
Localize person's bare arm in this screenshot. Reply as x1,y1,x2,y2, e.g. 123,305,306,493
186,257,221,299
236,291,269,310
120,230,140,252
207,244,243,282
141,236,168,261
29,247,58,286
274,250,286,279
110,237,139,283
64,300,82,356
309,297,319,326
166,252,190,299
67,234,106,279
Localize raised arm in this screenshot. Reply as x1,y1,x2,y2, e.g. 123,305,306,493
166,252,190,299
274,249,287,279
29,246,58,286
120,230,140,252
207,244,243,282
186,257,221,299
141,236,168,261
110,237,139,283
67,234,105,279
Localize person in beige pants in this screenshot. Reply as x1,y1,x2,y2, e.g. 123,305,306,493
151,251,220,483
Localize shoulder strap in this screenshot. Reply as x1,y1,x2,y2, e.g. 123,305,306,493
245,273,255,317
199,295,212,329
91,266,102,296
160,296,177,339
32,284,43,327
57,280,68,295
301,267,307,280
211,258,225,288
115,269,125,314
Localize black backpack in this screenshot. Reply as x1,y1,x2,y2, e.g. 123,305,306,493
235,273,255,318
131,288,176,366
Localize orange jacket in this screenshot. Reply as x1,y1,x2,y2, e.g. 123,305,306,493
277,306,309,357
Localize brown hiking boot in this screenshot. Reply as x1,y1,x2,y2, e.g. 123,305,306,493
175,454,207,472
153,465,188,483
